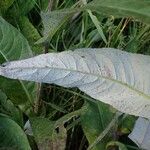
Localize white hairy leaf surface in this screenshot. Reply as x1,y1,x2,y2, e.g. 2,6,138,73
129,117,150,150
0,48,150,118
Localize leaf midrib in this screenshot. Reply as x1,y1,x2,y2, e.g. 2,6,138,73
5,66,150,100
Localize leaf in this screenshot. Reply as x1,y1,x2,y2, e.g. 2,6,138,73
81,101,115,149
87,10,107,44
0,48,150,118
129,117,150,150
30,117,67,150
86,0,150,24
24,120,33,136
37,0,49,11
30,109,84,149
30,118,55,142
0,16,32,62
106,141,128,150
28,109,84,149
0,90,23,127
39,0,150,43
119,115,136,134
0,16,37,111
9,0,37,16
18,16,42,54
36,10,75,44
0,0,15,14
0,116,31,150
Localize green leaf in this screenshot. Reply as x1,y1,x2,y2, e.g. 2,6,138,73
30,117,55,142
0,116,31,150
81,101,115,149
18,16,42,54
86,0,150,24
0,16,32,62
0,0,15,14
39,0,150,43
37,0,49,11
9,0,37,16
0,90,23,127
30,117,67,150
106,141,128,150
87,10,107,44
0,16,37,112
119,115,136,134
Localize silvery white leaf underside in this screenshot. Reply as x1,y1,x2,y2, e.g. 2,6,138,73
129,117,150,150
0,48,150,118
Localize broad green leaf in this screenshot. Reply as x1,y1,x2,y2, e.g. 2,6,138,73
0,16,37,111
0,116,31,150
81,101,114,149
30,118,55,142
30,117,67,150
0,16,32,62
0,48,150,118
129,117,150,150
86,0,150,24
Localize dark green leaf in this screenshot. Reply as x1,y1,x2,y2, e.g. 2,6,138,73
119,115,136,134
0,116,31,150
0,0,15,14
9,0,38,16
81,101,115,150
0,90,23,127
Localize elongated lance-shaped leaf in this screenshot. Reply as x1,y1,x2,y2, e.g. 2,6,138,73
0,48,150,118
86,0,150,24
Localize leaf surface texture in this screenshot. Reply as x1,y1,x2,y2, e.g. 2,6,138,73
1,48,150,118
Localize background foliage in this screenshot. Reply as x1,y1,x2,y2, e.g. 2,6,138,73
0,0,150,149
